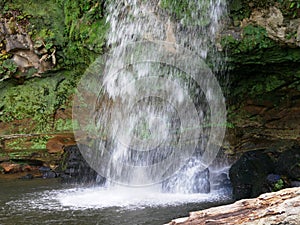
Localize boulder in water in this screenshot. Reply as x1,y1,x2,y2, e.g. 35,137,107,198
192,169,210,193
19,173,34,179
162,166,210,194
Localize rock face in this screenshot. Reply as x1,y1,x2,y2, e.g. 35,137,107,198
0,15,56,80
167,187,300,225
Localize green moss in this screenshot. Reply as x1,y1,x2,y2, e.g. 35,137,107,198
5,136,49,150
6,138,27,150
0,71,78,133
250,75,285,95
159,0,210,26
30,136,50,149
228,0,277,22
54,118,74,131
61,0,108,68
228,0,300,25
0,59,18,82
223,25,275,55
5,0,66,47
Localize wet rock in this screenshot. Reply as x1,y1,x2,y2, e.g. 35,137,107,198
38,166,57,179
229,145,300,200
60,145,103,184
275,147,300,180
20,173,34,179
162,166,210,194
241,6,300,46
193,169,210,193
38,166,51,172
211,172,231,190
167,187,300,225
229,150,274,200
12,53,32,69
291,181,300,187
42,170,57,179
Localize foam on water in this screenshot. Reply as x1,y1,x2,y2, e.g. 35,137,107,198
7,186,230,211
58,187,226,209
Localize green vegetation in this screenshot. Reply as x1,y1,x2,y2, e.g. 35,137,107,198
4,136,49,150
0,0,109,135
229,0,300,23
54,118,74,131
61,0,108,68
273,178,284,191
0,59,18,82
30,136,50,149
1,0,108,70
0,72,78,133
159,0,210,26
222,25,275,55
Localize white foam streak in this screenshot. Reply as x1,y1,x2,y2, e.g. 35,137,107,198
57,186,223,209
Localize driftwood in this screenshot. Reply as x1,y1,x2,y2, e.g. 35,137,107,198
167,187,300,225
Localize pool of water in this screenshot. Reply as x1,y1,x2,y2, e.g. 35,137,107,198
0,178,232,225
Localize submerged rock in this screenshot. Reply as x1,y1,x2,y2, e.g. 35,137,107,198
19,173,34,179
38,166,57,179
167,187,300,225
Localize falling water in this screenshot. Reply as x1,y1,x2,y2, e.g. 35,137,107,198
73,0,228,194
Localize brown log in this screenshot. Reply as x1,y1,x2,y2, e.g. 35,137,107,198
167,187,300,225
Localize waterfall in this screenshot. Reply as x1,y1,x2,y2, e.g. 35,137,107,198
73,0,228,193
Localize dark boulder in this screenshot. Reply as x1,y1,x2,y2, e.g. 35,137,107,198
275,146,300,180
38,166,57,179
229,146,300,200
229,150,274,200
60,145,105,184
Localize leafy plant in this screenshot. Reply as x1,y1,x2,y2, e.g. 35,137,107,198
0,72,78,133
0,59,18,82
289,0,300,18
273,178,284,191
